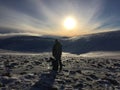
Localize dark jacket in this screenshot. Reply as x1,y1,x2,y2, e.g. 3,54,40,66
52,40,62,59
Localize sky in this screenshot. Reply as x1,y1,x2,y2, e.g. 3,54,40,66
0,0,120,37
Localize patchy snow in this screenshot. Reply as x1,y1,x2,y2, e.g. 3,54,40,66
80,51,120,59
0,53,120,90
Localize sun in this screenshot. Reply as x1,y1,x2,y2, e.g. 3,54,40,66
63,17,77,30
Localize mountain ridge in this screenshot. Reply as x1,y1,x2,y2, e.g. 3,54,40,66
0,30,120,54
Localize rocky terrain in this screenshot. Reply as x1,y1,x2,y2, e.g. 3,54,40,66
0,53,120,90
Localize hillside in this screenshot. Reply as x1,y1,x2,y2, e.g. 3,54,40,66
0,30,120,54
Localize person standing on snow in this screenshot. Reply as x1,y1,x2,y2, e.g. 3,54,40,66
52,39,62,72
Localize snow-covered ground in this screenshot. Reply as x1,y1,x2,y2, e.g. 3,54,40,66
80,51,120,59
0,52,120,90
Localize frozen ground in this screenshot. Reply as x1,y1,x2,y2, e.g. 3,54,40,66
0,52,120,90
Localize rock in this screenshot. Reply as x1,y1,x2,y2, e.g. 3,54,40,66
32,61,41,65
76,70,81,74
2,72,11,77
115,86,120,90
106,67,115,71
91,64,97,67
106,60,110,64
24,60,29,63
63,70,69,72
9,62,19,68
65,79,72,83
88,74,98,80
73,78,78,81
74,83,83,89
26,65,33,69
106,78,119,86
114,63,120,67
97,63,103,68
69,71,76,75
65,85,73,90
45,58,49,60
96,80,110,85
0,77,17,85
56,79,65,84
35,61,41,65
24,74,35,79
50,86,58,90
86,77,92,81
14,81,21,85
20,72,27,75
105,73,111,77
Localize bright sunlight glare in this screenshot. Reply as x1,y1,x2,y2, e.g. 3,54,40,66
64,17,77,30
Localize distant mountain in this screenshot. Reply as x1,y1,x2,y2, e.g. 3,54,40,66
0,35,55,53
64,30,120,54
0,30,120,54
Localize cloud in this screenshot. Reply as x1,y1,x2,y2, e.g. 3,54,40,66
0,27,21,34
0,27,44,37
0,0,120,36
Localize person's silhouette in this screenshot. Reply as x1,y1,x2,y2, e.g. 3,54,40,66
52,39,62,72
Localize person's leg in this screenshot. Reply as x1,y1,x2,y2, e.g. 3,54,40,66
55,56,62,72
54,58,59,71
55,60,58,71
57,55,62,72
59,60,62,72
